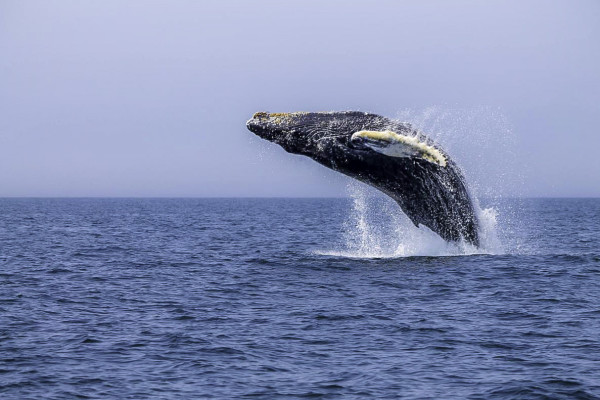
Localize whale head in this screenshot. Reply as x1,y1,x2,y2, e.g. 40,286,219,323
246,111,361,155
246,111,446,171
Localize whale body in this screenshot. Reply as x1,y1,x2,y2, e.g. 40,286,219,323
247,111,480,247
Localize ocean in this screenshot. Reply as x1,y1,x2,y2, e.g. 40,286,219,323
1,196,599,399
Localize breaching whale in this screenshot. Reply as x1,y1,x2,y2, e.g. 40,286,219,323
247,111,480,247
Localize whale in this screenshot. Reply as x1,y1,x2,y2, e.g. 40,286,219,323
247,111,480,247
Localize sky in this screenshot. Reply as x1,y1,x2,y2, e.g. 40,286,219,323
1,0,599,197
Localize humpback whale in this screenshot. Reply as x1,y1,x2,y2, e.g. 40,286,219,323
247,111,480,247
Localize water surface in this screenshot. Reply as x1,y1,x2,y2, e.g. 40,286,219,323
1,198,599,399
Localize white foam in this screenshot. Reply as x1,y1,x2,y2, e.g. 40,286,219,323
313,182,501,259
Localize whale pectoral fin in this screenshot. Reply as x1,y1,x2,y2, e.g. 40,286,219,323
351,130,447,167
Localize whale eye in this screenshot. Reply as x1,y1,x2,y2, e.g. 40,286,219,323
350,130,447,167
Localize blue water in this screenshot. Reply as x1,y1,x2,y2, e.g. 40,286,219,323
1,197,599,399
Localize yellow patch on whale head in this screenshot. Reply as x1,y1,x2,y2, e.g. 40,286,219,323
252,112,269,119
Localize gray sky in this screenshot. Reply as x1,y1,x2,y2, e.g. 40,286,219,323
1,0,599,197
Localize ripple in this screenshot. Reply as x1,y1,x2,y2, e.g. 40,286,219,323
0,198,599,399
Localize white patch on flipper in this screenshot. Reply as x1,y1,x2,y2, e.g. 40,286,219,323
351,130,447,167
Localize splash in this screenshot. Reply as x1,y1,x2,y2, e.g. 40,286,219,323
315,106,521,258
315,182,501,258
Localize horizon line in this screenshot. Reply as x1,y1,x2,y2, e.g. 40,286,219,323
0,196,599,200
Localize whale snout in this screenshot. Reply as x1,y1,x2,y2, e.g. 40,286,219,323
246,112,300,142
247,111,315,155
246,112,273,139
245,117,261,133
